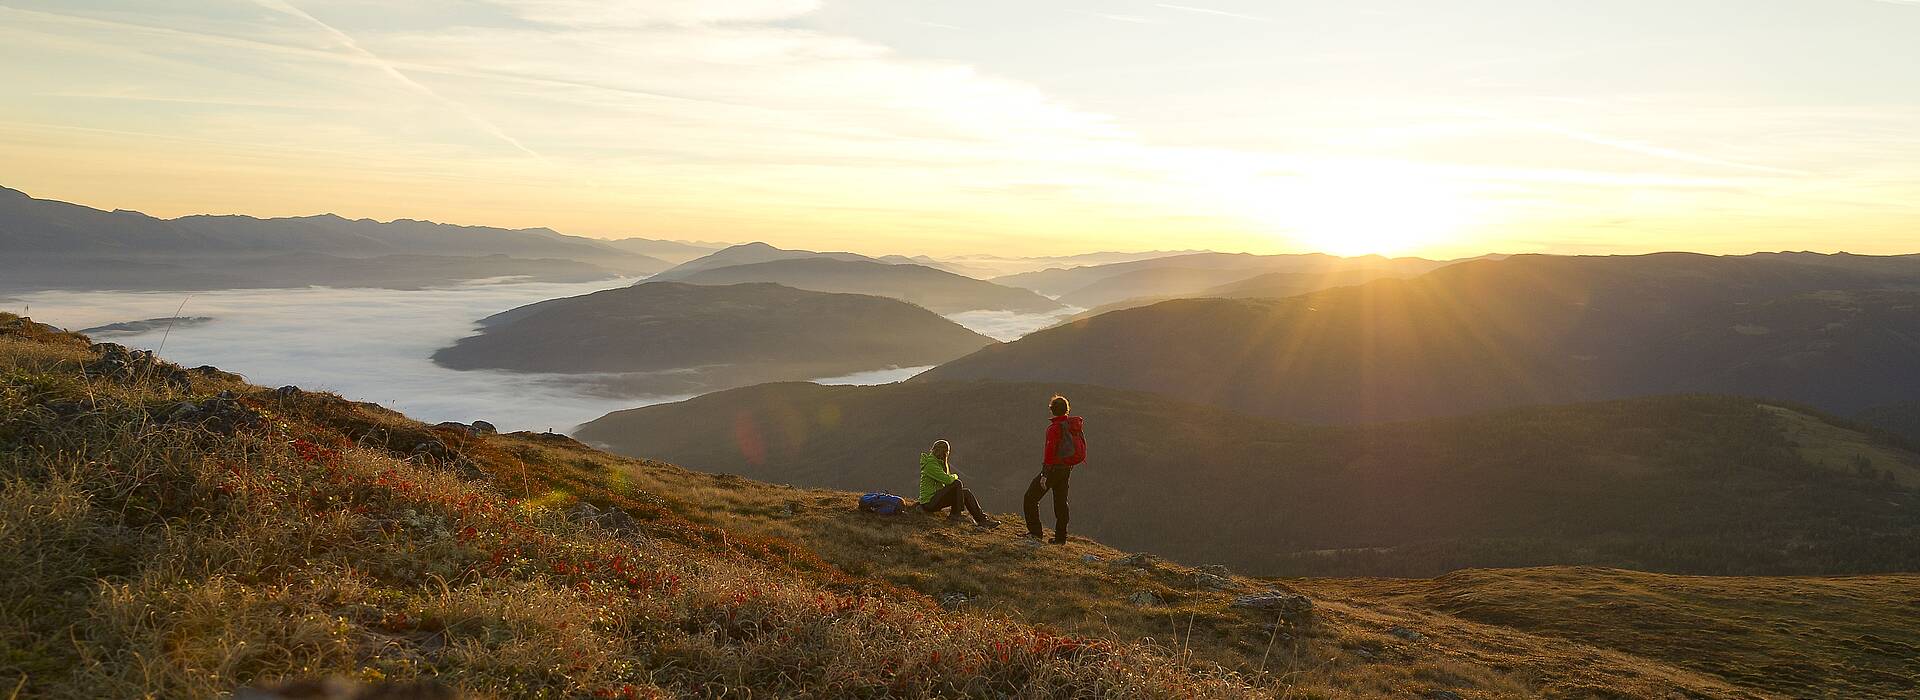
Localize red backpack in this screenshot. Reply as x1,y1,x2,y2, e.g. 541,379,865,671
1051,419,1086,466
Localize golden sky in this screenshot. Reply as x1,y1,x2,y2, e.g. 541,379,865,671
3,0,1917,258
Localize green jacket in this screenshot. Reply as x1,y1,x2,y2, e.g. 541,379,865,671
919,452,959,502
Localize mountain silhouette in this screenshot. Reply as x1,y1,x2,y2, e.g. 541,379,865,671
921,253,1920,422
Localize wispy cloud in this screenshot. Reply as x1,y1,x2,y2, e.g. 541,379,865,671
487,0,822,27
1078,11,1156,24
251,0,542,158
1454,108,1811,177
1152,3,1274,23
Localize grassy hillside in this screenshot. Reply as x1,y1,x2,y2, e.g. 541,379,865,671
433,283,995,396
580,381,1920,578
922,253,1920,422
1859,402,1920,444
14,314,1919,698
671,258,1062,314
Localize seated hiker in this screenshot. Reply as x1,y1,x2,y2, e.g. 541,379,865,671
919,440,1000,528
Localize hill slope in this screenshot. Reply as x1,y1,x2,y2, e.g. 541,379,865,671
923,253,1920,422
670,258,1063,313
9,314,1915,698
647,242,876,280
433,282,995,396
579,381,1920,577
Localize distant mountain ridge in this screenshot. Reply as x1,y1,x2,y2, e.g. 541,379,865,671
992,251,1460,300
0,185,674,289
668,257,1064,314
922,252,1920,422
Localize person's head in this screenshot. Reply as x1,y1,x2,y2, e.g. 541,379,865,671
1049,395,1070,417
931,439,950,460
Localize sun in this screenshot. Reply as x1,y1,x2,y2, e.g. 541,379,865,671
1203,161,1480,257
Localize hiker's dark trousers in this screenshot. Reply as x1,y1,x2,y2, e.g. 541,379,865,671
1023,466,1071,536
922,481,986,520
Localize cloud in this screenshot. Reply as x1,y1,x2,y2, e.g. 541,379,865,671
1152,3,1273,23
8,282,1068,433
250,0,542,158
487,0,822,27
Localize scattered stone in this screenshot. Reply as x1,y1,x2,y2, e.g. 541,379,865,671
1230,590,1314,621
1110,552,1159,569
162,393,263,433
87,342,193,390
470,420,497,435
567,501,640,532
1191,571,1242,591
1199,564,1232,578
1128,590,1164,607
1389,626,1425,642
938,593,970,609
1081,554,1102,563
275,385,303,399
1017,538,1044,549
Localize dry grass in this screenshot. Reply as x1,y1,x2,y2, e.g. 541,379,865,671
0,314,1256,699
6,312,1917,699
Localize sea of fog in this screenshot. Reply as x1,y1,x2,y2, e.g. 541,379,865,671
4,280,1078,433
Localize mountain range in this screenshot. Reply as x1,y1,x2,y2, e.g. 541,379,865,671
991,251,1461,301
921,252,1920,423
0,186,695,290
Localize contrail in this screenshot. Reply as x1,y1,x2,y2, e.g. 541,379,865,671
1153,4,1274,22
250,0,542,159
1453,108,1809,177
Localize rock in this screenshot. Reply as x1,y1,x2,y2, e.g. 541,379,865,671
275,385,303,398
1128,590,1164,607
1017,538,1044,549
87,343,193,390
567,502,639,532
1199,564,1232,578
938,592,969,609
470,420,497,435
1110,552,1159,569
1081,554,1102,563
162,394,263,433
1191,571,1242,591
1389,626,1425,642
190,365,242,382
1230,591,1314,621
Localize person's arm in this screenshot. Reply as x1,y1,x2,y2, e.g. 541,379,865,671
921,454,959,487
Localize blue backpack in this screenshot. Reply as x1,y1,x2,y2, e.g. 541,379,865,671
859,492,906,515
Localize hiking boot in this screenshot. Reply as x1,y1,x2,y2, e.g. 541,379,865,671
1022,530,1045,540
973,517,1002,529
948,511,971,523
1049,533,1068,545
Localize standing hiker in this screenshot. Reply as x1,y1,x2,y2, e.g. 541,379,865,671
1024,395,1085,544
919,440,1000,528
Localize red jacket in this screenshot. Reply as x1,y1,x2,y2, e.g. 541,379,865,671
1044,415,1086,467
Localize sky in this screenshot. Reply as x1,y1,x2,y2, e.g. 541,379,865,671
2,0,1917,258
